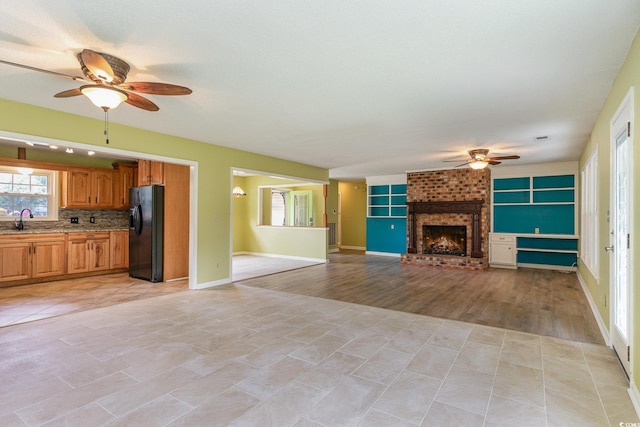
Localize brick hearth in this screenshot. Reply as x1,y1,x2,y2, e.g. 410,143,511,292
401,169,490,270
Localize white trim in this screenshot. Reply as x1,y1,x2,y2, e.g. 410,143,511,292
513,233,579,239
339,245,366,251
628,381,640,420
517,263,576,272
236,252,327,264
577,270,610,346
365,251,402,257
328,247,340,253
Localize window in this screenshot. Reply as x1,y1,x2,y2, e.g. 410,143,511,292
0,168,58,221
271,190,287,226
580,151,598,278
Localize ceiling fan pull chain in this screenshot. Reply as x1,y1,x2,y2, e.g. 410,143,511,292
103,107,110,144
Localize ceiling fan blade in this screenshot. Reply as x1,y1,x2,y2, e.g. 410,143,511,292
81,49,115,82
487,155,520,161
454,162,470,168
0,59,87,82
54,88,83,98
488,161,502,165
119,82,192,95
125,92,159,111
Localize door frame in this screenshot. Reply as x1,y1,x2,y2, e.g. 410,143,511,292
609,87,635,375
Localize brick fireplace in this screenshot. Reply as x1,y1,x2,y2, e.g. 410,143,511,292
400,169,490,270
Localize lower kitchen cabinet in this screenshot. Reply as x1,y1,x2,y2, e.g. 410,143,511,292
67,232,111,274
0,234,65,282
110,230,129,269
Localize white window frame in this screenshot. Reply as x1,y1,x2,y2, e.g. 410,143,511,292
0,167,59,221
580,150,598,279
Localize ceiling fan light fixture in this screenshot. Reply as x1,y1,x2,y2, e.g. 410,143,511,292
469,160,489,170
80,85,128,110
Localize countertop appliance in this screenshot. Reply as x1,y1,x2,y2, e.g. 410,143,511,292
129,185,164,282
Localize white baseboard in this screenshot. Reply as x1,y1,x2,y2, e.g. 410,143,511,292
517,262,576,272
576,270,610,346
339,245,366,251
328,248,340,253
237,252,327,264
365,251,401,258
192,277,232,289
629,381,640,420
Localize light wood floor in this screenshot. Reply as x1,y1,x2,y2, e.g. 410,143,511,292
238,251,604,345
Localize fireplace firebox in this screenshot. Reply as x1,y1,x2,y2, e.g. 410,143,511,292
422,225,466,256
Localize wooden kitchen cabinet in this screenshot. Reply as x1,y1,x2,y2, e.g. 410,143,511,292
137,160,164,186
67,232,110,274
112,163,137,209
0,234,66,282
110,230,129,269
163,163,190,280
61,167,115,208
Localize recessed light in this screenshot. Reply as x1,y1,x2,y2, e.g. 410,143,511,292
65,148,74,154
50,145,58,150
88,151,95,156
25,141,34,146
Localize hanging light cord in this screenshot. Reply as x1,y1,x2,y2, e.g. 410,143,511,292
103,107,110,144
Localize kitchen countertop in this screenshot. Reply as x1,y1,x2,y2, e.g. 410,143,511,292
0,228,129,235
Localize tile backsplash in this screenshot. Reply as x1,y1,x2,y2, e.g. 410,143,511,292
3,209,129,232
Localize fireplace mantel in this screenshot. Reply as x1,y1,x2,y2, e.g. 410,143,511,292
407,200,484,258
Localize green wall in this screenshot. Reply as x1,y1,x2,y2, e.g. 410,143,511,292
231,174,328,260
338,181,367,249
0,99,329,286
578,29,640,385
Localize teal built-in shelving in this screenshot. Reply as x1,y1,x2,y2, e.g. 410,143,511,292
366,179,407,255
492,166,579,270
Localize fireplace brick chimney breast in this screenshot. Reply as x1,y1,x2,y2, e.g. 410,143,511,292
401,169,490,271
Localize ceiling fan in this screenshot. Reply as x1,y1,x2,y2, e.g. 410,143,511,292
0,49,192,112
444,149,520,169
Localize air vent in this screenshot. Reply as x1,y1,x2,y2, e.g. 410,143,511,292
534,136,549,142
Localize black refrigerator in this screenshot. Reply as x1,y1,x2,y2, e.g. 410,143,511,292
129,185,164,282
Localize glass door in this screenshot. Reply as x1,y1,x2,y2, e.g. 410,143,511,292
610,93,633,376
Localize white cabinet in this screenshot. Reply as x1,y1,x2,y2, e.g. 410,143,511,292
489,233,517,268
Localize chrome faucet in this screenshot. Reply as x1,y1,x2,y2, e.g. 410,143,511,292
15,208,33,231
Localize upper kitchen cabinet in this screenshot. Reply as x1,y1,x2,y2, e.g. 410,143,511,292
60,167,115,208
137,160,164,186
112,162,137,209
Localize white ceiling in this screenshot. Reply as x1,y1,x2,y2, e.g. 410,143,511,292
0,1,639,180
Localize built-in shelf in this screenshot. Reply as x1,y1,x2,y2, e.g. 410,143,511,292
367,184,407,218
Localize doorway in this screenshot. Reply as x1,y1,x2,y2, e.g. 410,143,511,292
610,88,634,375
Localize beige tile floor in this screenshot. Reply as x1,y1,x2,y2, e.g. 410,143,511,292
0,283,638,426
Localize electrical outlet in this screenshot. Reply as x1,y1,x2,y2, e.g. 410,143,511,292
70,217,79,224
90,216,95,223
391,224,395,230
534,227,540,234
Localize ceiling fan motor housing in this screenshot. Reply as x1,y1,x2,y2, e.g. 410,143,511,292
77,51,130,85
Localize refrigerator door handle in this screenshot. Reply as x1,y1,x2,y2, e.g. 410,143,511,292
131,204,143,236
